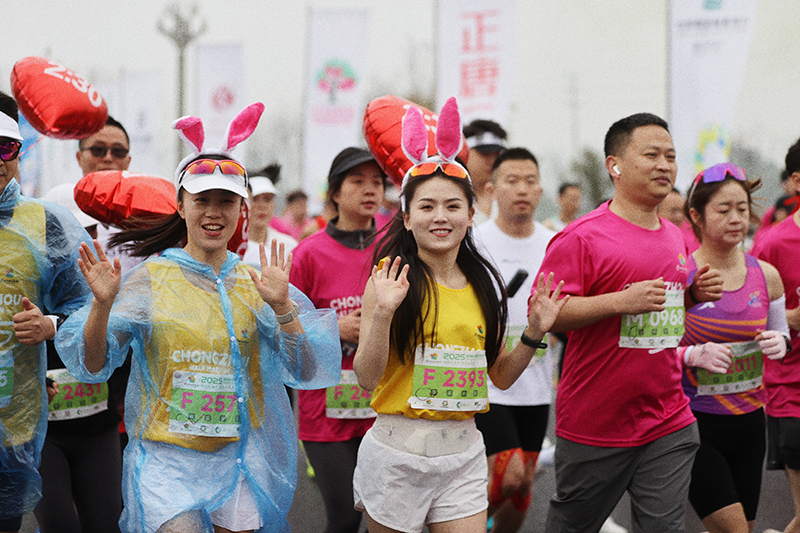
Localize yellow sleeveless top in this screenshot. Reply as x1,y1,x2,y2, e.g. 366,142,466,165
369,283,489,420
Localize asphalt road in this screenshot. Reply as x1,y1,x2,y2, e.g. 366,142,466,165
286,425,796,533
21,403,797,532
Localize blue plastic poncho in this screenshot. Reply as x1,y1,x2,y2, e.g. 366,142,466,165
56,247,341,532
0,178,92,518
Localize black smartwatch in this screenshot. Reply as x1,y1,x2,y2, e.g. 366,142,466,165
520,331,547,350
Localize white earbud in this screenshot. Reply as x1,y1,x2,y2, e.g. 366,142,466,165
613,165,620,175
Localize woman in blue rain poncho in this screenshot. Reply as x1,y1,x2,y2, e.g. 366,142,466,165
0,91,93,533
56,103,341,533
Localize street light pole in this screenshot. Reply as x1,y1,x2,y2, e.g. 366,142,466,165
157,2,206,166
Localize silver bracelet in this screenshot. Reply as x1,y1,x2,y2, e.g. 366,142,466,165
275,300,300,325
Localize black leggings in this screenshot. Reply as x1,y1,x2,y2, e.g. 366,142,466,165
688,409,765,522
33,426,123,533
303,438,363,533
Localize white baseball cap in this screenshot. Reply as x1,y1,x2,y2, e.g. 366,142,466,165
0,111,23,141
249,176,278,197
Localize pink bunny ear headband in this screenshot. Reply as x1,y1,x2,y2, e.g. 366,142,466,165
171,102,265,199
400,96,471,211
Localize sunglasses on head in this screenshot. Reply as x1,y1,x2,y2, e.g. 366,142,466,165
409,161,469,180
82,145,130,159
180,159,246,181
0,140,22,161
688,163,746,202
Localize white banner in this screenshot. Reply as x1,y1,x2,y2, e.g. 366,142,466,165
302,8,371,203
119,70,161,176
669,0,758,191
194,42,246,154
436,0,518,125
31,72,161,197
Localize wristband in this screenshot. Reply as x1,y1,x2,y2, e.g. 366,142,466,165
520,331,547,350
275,301,300,324
682,345,694,366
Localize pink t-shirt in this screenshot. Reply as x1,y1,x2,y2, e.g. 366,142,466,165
271,215,311,241
289,229,376,442
537,201,695,447
751,215,800,418
680,220,700,254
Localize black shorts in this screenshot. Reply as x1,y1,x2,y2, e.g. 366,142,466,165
767,415,800,470
474,403,549,456
688,409,765,521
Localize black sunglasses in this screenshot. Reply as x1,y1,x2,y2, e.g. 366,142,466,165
81,145,129,159
0,140,22,162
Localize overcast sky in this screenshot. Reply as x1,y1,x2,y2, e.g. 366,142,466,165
3,0,799,201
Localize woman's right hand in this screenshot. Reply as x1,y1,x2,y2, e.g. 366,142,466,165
687,342,732,374
78,240,122,306
371,257,410,316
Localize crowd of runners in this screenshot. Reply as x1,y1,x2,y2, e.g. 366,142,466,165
0,83,799,533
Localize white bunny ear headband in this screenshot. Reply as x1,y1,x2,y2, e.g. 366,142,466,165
400,96,470,211
171,102,265,199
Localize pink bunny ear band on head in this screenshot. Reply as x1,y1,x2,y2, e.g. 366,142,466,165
399,96,471,211
171,102,265,198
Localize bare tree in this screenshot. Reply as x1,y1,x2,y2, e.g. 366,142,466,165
570,148,611,208
730,140,783,215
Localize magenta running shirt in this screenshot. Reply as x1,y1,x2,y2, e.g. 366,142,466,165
681,254,768,415
751,215,800,418
537,201,695,447
290,229,376,442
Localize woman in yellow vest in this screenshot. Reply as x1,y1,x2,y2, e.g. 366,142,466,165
56,104,340,533
352,99,567,532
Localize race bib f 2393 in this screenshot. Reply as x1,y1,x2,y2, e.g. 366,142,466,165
409,344,488,412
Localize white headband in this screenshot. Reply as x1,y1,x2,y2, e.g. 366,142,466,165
0,112,23,141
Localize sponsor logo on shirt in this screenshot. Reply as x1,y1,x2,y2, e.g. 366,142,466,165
1,269,20,284
748,291,762,308
676,253,689,275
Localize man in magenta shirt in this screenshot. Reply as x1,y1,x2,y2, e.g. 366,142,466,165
538,113,723,532
752,136,800,533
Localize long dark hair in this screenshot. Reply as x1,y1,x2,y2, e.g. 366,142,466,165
109,154,242,257
373,171,508,367
108,208,187,257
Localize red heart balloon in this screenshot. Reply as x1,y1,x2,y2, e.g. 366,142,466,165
363,95,469,187
11,56,108,139
75,170,250,258
228,200,249,259
75,171,177,228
